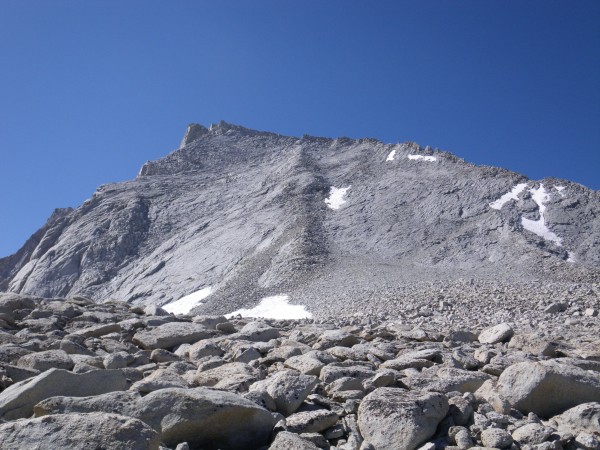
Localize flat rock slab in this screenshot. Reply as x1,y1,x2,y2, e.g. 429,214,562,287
132,322,217,350
358,387,449,450
0,368,128,420
0,412,159,450
285,409,339,433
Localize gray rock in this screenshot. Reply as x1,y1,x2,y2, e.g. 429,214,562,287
131,369,190,393
478,323,514,344
285,351,337,376
16,349,74,372
0,368,128,420
250,370,318,416
320,364,375,384
0,412,160,450
357,387,449,450
549,402,600,436
269,431,320,449
286,408,339,433
496,361,600,417
132,322,216,350
239,321,280,342
480,428,513,449
33,390,142,417
134,387,277,449
511,422,553,445
194,362,259,392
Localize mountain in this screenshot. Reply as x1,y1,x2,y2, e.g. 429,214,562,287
1,122,598,317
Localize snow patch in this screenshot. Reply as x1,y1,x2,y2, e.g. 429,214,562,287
325,186,351,210
226,295,312,320
489,183,528,210
567,252,576,263
555,185,566,197
407,154,436,162
521,184,563,246
163,286,213,314
386,149,397,161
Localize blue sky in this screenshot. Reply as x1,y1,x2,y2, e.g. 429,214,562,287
1,1,599,257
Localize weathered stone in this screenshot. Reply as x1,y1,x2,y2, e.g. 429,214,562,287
34,390,142,417
0,368,128,420
358,387,449,450
549,402,600,436
250,370,317,416
0,412,160,450
134,387,277,449
497,361,600,417
285,409,339,433
481,427,513,449
320,364,375,384
194,362,259,392
239,321,280,342
284,350,337,376
132,322,216,350
478,323,514,344
16,350,74,372
131,369,190,393
269,431,320,449
511,422,553,445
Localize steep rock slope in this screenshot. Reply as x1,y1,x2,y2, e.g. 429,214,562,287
1,122,598,314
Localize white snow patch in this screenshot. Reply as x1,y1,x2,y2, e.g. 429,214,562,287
521,184,563,246
226,295,312,320
489,183,528,210
407,154,437,162
163,286,213,315
386,149,397,161
567,252,577,263
325,186,351,210
555,185,566,197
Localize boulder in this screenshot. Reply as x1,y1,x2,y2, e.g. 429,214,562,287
478,323,514,344
134,387,277,449
497,361,600,417
320,364,375,384
194,362,259,392
284,350,337,376
131,369,190,393
239,321,280,342
549,402,600,436
285,409,339,433
34,390,142,417
250,370,317,416
269,431,320,449
358,387,449,450
132,322,216,350
0,412,159,450
0,368,128,420
16,350,74,372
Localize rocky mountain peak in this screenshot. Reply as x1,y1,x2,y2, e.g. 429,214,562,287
0,123,598,315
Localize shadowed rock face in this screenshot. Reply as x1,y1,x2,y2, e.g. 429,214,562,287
0,122,598,313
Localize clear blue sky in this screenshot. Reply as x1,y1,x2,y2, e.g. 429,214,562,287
1,1,599,258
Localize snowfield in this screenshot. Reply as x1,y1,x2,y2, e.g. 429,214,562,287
226,294,312,320
163,286,213,314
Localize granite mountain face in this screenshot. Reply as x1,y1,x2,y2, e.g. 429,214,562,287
1,122,598,315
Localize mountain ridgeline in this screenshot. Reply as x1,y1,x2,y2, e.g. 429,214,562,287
1,122,598,316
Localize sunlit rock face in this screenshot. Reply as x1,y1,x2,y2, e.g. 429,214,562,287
1,121,598,317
